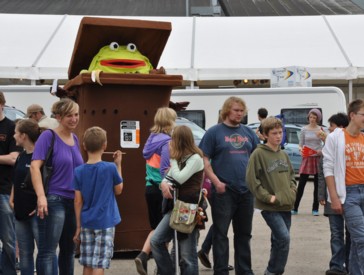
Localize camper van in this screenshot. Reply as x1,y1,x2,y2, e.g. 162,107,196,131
1,85,347,130
171,86,347,130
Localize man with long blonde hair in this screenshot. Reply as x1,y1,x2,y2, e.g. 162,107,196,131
199,96,259,275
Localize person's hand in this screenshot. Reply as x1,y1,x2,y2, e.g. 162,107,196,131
317,129,327,141
330,197,343,214
270,195,276,203
73,228,81,247
299,147,304,157
160,181,173,199
113,150,122,165
215,181,226,194
319,200,326,206
37,195,48,219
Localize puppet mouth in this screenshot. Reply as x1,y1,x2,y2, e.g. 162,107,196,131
100,59,146,68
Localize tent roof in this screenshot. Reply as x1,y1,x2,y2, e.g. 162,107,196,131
0,0,363,16
0,14,363,81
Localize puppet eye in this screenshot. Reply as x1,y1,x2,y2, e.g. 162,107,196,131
127,43,137,52
109,42,119,51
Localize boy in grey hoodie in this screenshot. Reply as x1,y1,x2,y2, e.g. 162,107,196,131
247,116,297,275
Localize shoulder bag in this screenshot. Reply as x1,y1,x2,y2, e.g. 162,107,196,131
167,155,202,234
169,190,202,234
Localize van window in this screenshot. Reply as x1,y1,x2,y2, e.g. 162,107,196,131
281,108,323,125
176,110,206,129
286,127,301,145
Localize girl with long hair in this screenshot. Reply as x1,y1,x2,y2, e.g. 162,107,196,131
151,125,204,275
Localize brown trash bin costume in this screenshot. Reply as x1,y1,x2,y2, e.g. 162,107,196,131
62,17,182,251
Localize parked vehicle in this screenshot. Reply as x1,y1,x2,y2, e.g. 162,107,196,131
171,86,346,130
176,117,205,146
4,105,26,121
247,122,302,173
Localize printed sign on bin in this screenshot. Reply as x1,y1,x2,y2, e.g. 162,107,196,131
120,120,140,148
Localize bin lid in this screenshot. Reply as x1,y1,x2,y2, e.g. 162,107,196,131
68,17,172,79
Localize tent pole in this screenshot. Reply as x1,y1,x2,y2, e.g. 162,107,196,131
349,80,353,102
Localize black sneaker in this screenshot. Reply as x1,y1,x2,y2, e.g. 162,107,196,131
198,250,212,268
135,251,148,275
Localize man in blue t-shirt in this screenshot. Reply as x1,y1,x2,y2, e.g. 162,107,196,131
199,96,259,275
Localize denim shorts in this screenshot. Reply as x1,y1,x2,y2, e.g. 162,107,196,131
79,227,115,269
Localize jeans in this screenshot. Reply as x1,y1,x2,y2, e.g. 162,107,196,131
211,189,254,275
201,224,213,254
15,216,39,275
0,194,16,275
36,194,76,275
294,173,319,212
261,211,291,275
328,214,350,272
151,211,199,275
343,185,364,275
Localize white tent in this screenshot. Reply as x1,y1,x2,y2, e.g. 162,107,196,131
0,13,363,82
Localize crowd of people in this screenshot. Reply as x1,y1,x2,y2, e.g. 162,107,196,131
1,90,364,275
0,93,124,275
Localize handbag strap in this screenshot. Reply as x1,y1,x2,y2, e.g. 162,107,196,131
177,154,193,170
175,188,203,205
44,130,55,166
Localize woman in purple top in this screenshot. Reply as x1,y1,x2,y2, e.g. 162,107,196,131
30,98,83,275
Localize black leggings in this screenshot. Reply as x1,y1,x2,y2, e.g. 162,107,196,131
293,173,319,211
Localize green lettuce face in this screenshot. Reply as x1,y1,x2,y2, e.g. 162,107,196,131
81,42,153,74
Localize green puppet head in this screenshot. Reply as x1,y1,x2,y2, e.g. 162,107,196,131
81,42,153,74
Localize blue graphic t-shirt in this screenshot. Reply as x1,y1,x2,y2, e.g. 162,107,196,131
199,123,259,193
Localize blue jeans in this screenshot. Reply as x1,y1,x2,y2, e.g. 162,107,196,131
0,194,16,275
327,214,350,272
15,216,39,275
261,211,291,275
151,211,199,275
343,184,364,275
36,195,76,275
211,189,254,275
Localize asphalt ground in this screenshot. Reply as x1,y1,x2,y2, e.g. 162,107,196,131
74,181,332,274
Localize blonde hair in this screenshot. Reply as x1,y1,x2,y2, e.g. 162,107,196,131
261,116,283,135
83,126,107,153
150,107,177,135
169,125,203,162
52,98,79,119
220,96,247,122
